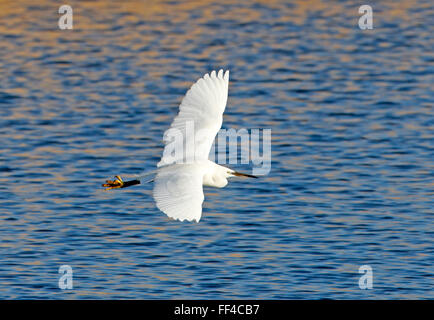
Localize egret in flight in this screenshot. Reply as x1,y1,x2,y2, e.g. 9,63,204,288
103,70,257,222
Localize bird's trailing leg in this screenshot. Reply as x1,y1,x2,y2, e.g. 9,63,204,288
102,175,141,190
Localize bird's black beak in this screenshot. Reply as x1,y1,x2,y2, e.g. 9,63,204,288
232,171,258,178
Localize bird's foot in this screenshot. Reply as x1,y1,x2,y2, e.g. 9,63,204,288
102,175,124,190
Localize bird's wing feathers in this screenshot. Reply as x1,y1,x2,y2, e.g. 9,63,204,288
153,165,205,222
158,69,229,167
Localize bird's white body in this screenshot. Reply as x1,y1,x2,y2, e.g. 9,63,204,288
145,70,233,222
151,159,235,222
115,69,256,222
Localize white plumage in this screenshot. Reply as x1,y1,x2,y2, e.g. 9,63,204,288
154,70,230,222
158,69,229,166
103,69,257,222
153,164,205,223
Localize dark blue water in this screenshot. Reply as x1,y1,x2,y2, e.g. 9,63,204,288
0,0,433,299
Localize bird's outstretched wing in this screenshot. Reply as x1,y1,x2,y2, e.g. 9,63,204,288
158,69,230,167
153,165,205,222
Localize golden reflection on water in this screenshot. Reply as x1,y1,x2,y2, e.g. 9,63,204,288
0,0,423,110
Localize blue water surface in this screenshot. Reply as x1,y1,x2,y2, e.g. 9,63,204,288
0,0,433,299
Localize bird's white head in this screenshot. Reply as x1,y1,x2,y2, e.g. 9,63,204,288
203,162,258,188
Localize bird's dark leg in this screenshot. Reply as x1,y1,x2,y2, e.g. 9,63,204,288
102,175,141,190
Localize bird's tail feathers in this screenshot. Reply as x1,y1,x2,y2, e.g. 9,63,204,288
134,169,159,183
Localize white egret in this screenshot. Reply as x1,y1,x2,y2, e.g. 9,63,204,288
103,69,257,222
